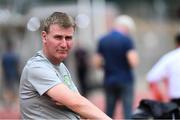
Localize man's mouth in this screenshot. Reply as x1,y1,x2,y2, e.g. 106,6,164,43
57,50,67,53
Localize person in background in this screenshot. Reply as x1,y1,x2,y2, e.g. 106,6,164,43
93,15,139,119
19,12,111,120
1,41,20,108
147,33,180,106
74,43,89,97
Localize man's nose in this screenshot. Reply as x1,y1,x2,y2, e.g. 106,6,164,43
60,39,67,48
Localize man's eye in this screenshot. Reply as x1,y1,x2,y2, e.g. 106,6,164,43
54,35,73,41
54,36,63,40
65,36,72,41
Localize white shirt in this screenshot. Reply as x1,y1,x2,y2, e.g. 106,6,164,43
147,48,180,98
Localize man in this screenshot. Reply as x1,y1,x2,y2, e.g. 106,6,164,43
74,44,89,97
147,33,180,106
2,41,20,107
94,15,139,119
19,12,111,120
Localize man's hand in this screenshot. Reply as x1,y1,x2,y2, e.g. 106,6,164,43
150,82,164,102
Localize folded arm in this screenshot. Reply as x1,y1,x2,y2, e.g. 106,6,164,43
46,83,111,120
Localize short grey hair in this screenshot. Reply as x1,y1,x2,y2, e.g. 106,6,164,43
41,12,76,33
114,15,136,33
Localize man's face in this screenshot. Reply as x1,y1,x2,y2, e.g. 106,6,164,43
42,24,74,64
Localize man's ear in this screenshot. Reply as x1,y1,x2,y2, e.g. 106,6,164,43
41,31,47,42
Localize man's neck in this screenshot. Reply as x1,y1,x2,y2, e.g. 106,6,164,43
42,49,61,65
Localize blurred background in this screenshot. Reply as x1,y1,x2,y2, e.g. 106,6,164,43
0,0,179,119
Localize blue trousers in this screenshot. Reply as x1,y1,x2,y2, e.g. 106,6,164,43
105,82,134,119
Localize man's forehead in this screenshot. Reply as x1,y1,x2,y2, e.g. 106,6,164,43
49,24,74,30
48,25,74,35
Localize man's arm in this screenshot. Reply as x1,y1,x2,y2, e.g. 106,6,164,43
46,83,111,120
92,54,103,69
149,82,163,101
127,49,139,68
149,79,169,102
147,56,169,102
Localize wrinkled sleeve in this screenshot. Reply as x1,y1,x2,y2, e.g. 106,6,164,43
27,64,62,96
